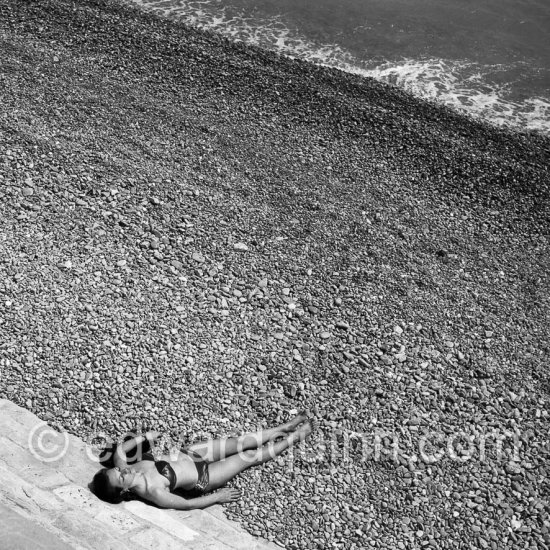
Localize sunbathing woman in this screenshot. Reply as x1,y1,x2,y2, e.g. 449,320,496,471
93,412,312,510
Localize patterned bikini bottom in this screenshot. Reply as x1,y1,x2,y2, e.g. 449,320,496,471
182,449,210,494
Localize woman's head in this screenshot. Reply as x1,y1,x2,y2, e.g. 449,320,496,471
93,467,137,503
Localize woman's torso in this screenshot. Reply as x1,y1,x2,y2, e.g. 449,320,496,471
133,450,200,493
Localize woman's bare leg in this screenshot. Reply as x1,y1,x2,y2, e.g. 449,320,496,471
187,411,307,462
205,421,313,491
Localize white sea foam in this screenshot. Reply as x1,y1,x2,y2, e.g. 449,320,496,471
127,0,550,135
354,59,550,134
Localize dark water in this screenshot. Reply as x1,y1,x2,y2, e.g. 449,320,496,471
131,0,550,134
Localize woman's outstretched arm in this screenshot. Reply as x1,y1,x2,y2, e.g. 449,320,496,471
113,430,161,468
147,487,240,510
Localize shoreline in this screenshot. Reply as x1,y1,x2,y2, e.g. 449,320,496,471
1,0,549,549
125,0,550,137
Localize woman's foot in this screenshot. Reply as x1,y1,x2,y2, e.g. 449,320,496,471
291,419,313,443
283,411,309,433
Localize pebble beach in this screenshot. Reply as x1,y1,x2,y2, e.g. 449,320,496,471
1,0,549,549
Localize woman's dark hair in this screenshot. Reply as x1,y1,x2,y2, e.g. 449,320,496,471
92,469,123,504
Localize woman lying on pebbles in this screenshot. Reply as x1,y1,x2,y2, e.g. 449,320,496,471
93,412,312,509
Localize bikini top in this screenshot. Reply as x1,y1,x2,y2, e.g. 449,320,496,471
142,452,177,492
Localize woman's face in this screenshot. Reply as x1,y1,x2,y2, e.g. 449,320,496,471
106,466,137,491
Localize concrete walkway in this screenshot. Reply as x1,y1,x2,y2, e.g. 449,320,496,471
0,399,278,550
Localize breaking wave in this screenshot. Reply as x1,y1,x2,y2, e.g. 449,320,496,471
128,0,550,135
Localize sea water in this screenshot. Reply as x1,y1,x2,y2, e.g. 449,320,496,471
130,0,550,134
